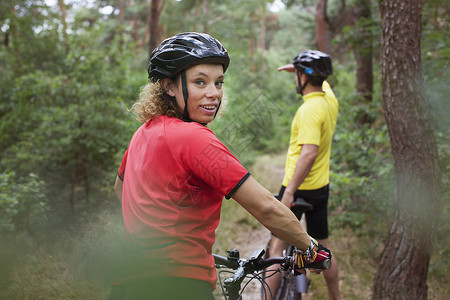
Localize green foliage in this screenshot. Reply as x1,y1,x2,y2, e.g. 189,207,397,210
326,61,396,232
0,172,47,232
2,209,125,300
0,1,141,224
421,0,450,282
206,1,331,164
1,60,136,212
0,0,449,298
340,11,381,58
272,5,317,56
211,50,298,165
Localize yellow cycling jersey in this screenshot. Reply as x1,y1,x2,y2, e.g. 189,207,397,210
282,81,339,190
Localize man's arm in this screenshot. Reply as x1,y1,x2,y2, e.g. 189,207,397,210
232,175,311,250
114,176,123,203
277,63,296,72
281,144,318,207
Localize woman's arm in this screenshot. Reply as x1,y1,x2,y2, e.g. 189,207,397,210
231,175,311,250
114,176,123,203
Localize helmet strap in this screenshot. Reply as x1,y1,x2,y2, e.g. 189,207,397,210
300,78,308,95
213,101,222,119
296,71,308,95
180,70,191,122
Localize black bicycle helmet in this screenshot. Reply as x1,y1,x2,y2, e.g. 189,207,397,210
293,50,333,77
148,32,230,123
148,32,230,81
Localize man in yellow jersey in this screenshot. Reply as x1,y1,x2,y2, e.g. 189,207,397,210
266,50,340,300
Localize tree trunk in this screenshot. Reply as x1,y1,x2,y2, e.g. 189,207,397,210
58,0,68,39
149,0,165,56
138,13,151,51
249,37,255,72
315,0,331,54
132,17,139,54
202,0,209,33
352,0,373,125
3,31,9,47
118,0,125,52
10,5,21,74
259,13,267,72
373,1,441,299
193,0,199,32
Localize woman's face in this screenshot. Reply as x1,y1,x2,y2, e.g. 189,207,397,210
168,64,224,124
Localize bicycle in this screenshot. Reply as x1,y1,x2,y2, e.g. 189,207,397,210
213,245,330,300
262,196,314,300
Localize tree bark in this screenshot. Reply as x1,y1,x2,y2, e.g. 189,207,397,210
352,0,373,126
259,13,267,72
202,0,209,33
249,37,255,72
149,0,165,56
10,5,20,74
118,0,125,52
138,13,151,50
315,0,331,54
193,0,199,32
58,0,68,39
373,0,441,299
353,0,373,103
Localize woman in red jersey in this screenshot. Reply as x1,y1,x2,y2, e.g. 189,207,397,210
109,32,332,300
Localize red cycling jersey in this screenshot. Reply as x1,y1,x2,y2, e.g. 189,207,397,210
116,115,249,288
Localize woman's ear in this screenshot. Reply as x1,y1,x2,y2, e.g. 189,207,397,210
162,78,176,97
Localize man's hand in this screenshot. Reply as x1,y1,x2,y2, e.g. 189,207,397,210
280,189,295,208
277,63,296,72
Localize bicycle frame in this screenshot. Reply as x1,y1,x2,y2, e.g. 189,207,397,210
275,244,307,300
269,196,313,299
213,197,328,299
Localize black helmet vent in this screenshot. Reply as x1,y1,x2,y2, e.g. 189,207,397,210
148,32,230,81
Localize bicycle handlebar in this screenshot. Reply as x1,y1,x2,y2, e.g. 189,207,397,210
214,248,330,299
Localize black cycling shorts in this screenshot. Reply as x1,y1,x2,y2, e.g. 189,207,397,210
278,185,329,240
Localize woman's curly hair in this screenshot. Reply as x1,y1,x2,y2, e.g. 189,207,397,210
131,80,183,123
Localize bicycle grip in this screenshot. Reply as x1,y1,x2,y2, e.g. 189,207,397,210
213,254,229,267
306,258,331,270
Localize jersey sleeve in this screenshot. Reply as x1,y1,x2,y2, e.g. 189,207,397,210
297,103,322,146
168,124,250,199
118,149,128,181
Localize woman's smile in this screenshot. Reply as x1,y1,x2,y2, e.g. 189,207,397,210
199,104,218,115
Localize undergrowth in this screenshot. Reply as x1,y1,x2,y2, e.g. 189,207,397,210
0,152,448,299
